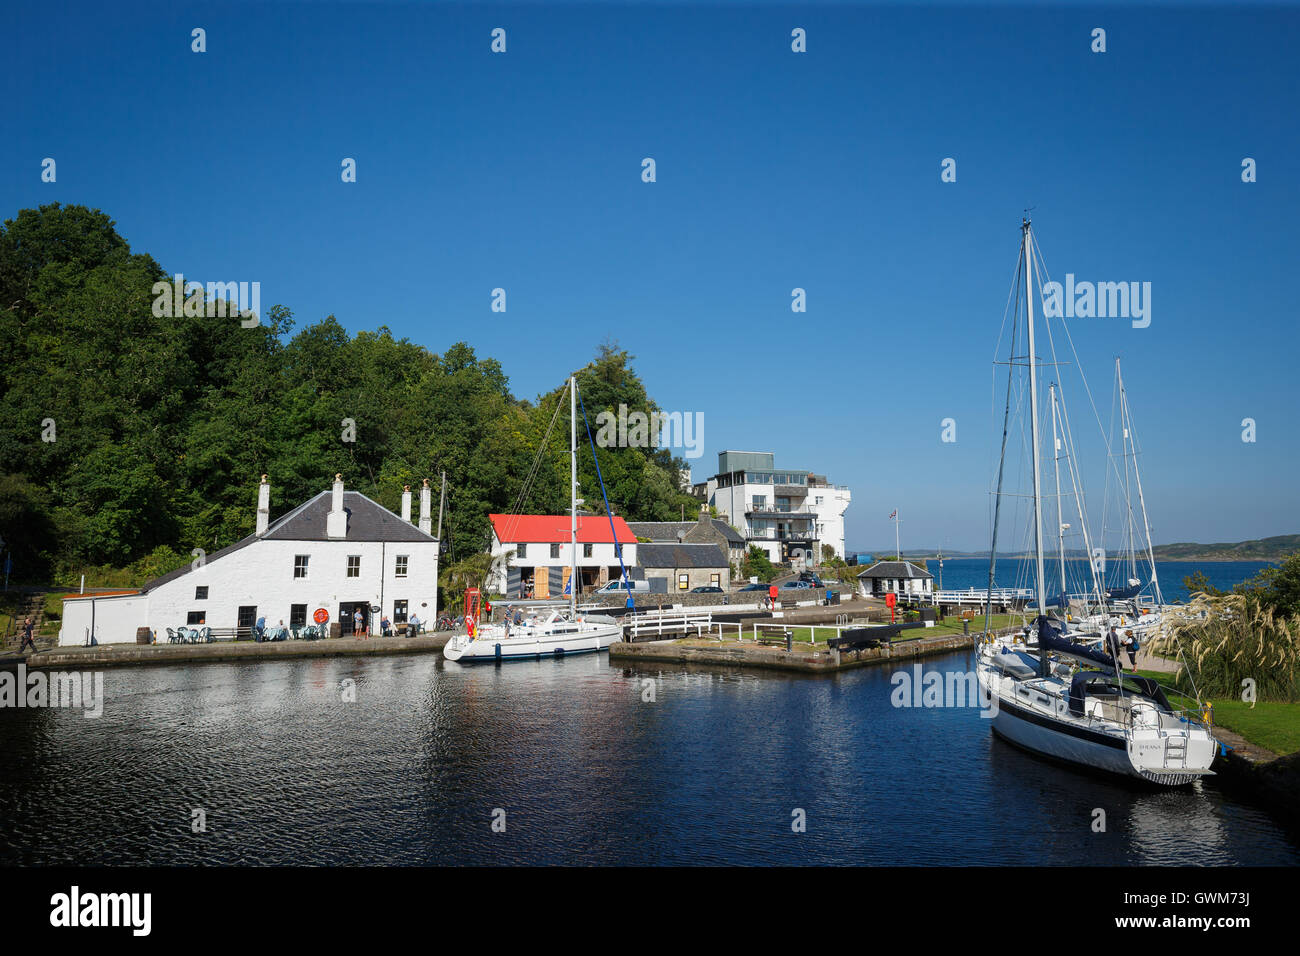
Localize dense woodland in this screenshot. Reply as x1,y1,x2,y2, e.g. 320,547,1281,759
0,204,699,585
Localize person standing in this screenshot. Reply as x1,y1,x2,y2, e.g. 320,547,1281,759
1106,624,1124,670
353,607,365,640
19,617,37,653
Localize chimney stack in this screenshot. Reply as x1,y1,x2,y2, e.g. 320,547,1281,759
401,485,412,523
327,474,347,539
419,479,432,535
256,475,271,535
698,503,710,525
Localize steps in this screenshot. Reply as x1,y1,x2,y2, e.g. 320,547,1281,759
3,590,54,651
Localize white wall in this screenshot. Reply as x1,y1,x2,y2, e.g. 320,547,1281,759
488,533,637,591
60,537,439,645
59,594,149,646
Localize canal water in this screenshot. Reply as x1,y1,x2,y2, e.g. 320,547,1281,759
1,650,1296,865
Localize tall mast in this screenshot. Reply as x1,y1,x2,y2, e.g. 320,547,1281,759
1118,359,1163,606
569,375,578,619
1023,220,1049,675
1050,384,1068,605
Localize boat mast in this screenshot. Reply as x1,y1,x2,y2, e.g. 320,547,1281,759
1118,359,1163,606
1050,384,1068,606
569,374,578,619
1023,220,1049,675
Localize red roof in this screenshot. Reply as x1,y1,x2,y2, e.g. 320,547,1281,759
489,513,637,545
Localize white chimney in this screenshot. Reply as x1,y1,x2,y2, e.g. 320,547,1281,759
401,485,412,523
256,475,271,535
327,474,347,539
419,479,432,535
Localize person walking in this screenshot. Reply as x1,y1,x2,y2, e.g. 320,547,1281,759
19,617,37,653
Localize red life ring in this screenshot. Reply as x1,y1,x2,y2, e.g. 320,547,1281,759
467,616,477,638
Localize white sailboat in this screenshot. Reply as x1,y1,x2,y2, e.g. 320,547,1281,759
975,220,1217,786
443,375,623,662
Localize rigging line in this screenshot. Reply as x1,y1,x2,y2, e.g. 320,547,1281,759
1030,235,1117,484
502,380,568,544
576,384,635,607
986,233,1024,632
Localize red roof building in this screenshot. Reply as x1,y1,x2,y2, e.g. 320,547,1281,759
488,513,637,545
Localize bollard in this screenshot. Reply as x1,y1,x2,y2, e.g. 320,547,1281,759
786,632,792,653
963,619,969,636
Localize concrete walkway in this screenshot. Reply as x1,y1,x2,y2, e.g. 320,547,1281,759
6,633,452,670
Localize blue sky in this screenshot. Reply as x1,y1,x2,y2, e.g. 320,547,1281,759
4,1,1298,552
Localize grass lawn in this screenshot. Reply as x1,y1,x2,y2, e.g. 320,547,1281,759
776,614,1018,646
1134,669,1299,756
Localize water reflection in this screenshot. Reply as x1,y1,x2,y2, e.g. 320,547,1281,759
0,652,1294,865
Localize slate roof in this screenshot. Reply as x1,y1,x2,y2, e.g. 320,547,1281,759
265,491,434,543
142,490,434,593
636,543,728,569
856,560,933,580
626,519,746,548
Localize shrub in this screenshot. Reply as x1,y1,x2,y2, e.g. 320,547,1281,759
1151,593,1300,702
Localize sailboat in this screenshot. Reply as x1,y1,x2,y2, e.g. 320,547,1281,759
443,375,624,662
975,220,1217,786
1091,358,1169,639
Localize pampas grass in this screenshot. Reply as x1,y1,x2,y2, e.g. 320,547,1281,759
1150,593,1300,702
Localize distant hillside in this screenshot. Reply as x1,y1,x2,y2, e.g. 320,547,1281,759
851,535,1300,563
1151,534,1300,562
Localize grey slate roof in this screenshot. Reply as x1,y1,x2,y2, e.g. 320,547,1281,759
627,519,745,548
142,490,433,593
263,490,434,543
637,542,728,569
856,560,933,580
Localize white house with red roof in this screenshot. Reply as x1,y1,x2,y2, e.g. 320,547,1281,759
487,513,638,599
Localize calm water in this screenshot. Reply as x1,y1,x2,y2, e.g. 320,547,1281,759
931,558,1274,603
1,651,1296,865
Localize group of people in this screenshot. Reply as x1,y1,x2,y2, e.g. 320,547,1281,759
1106,623,1140,669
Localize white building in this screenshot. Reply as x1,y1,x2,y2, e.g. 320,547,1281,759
486,513,638,599
856,560,934,599
694,450,852,565
59,476,440,645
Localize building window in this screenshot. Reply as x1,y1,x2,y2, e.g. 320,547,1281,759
347,555,361,578
395,555,408,577
583,543,593,558
550,543,561,559
294,555,309,578
678,573,689,590
290,604,307,629
516,543,526,559
186,611,205,625
393,600,408,623
711,573,720,587
195,586,208,600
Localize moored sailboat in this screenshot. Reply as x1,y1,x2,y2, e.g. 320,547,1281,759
443,374,624,662
974,220,1217,786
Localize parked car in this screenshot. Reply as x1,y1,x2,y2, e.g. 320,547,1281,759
798,571,824,587
737,583,769,592
781,580,814,589
595,579,652,594
690,585,724,593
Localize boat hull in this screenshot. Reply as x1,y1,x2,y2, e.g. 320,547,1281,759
978,660,1215,787
442,622,622,663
